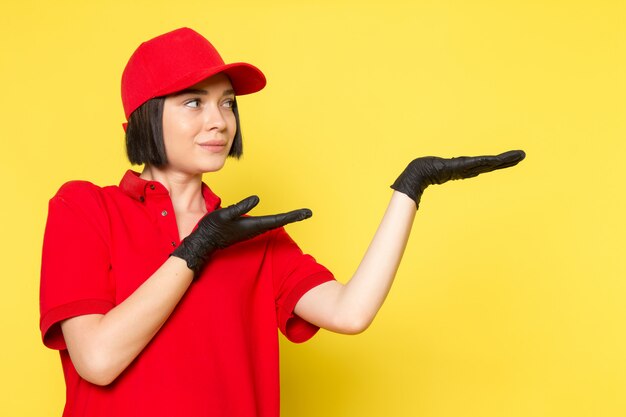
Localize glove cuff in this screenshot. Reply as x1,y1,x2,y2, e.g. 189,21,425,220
390,178,422,209
171,237,216,278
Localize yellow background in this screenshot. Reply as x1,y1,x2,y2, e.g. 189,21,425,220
2,0,625,416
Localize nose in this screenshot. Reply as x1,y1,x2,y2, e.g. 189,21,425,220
203,104,227,132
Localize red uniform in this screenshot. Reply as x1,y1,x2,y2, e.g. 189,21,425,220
40,170,334,417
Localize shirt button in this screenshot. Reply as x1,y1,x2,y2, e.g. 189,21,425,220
161,210,168,216
139,196,145,202
149,184,156,190
171,241,176,247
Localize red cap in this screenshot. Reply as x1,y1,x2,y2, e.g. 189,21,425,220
121,27,266,121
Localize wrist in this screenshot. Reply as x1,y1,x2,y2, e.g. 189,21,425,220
390,178,423,209
166,256,196,281
170,237,216,278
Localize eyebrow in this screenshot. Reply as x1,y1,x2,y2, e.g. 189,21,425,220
172,88,235,97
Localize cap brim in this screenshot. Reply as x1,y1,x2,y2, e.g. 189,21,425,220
153,62,266,98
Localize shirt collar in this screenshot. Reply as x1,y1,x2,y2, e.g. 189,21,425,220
119,170,221,211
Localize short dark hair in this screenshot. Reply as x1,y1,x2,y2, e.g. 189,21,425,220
125,97,243,167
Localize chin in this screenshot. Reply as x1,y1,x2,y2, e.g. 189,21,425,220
198,159,228,174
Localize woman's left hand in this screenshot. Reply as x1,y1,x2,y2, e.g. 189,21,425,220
391,150,526,208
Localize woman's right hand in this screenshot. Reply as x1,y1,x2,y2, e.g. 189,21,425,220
171,196,312,276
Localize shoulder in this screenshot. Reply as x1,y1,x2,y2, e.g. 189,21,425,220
52,180,123,208
48,180,112,227
44,180,120,251
266,227,305,258
54,180,103,201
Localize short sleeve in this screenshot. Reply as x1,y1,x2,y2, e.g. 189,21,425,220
269,228,335,343
39,181,115,350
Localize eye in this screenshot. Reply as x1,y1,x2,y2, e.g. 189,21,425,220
222,98,235,109
184,99,201,108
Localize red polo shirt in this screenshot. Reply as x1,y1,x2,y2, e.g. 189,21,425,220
40,170,334,417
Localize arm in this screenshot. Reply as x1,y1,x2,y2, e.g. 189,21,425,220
294,191,415,334
61,257,193,386
295,150,526,334
61,196,311,386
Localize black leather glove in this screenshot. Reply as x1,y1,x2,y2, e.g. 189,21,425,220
172,195,312,276
391,150,526,208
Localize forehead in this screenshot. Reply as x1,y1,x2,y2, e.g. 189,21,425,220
185,72,234,93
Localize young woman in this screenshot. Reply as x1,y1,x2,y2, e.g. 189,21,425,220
40,27,525,417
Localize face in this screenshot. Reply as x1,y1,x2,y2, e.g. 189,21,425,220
162,73,237,175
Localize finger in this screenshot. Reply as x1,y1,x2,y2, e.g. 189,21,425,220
223,195,260,219
446,156,497,179
472,150,526,172
493,150,526,168
451,150,526,177
241,208,313,232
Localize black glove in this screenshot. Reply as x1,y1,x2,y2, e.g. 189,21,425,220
171,195,312,276
391,150,526,208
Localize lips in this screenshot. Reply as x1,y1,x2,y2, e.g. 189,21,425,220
197,140,228,152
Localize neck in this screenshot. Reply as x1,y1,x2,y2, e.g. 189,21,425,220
140,165,206,213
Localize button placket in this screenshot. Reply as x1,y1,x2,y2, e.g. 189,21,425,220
149,193,179,248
